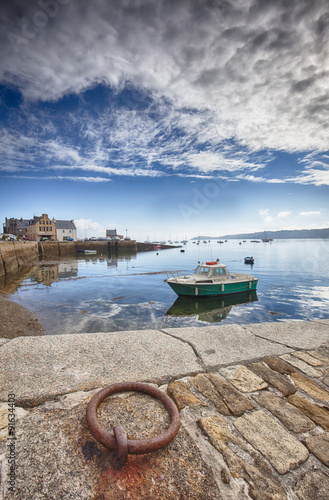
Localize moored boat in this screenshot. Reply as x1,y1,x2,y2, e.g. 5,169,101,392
244,256,254,264
165,261,258,297
77,249,97,254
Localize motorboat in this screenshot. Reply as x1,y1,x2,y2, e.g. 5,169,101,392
244,256,254,264
165,261,258,297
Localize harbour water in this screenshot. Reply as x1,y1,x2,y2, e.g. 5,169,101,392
2,238,329,336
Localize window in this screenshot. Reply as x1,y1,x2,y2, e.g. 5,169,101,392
46,221,51,225
47,227,52,231
40,220,45,225
39,226,45,231
196,266,210,276
213,268,227,276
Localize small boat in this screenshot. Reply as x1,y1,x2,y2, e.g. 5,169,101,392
77,249,97,254
262,231,273,242
154,245,161,250
244,256,254,264
165,261,258,297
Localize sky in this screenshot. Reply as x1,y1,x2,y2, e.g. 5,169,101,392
0,0,328,241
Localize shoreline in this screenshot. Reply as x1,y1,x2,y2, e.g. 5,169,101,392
0,295,44,339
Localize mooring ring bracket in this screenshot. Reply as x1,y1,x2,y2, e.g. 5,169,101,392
86,382,180,463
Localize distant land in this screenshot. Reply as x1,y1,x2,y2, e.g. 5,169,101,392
192,228,329,240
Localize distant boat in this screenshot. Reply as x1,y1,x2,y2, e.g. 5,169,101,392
217,240,224,244
262,231,273,242
244,256,254,264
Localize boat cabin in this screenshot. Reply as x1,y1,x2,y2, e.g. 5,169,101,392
195,263,229,278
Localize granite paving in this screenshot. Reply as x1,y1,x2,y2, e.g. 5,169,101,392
1,320,329,499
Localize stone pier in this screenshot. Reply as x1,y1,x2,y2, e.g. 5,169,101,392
1,319,329,498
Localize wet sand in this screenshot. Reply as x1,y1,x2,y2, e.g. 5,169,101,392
0,296,44,339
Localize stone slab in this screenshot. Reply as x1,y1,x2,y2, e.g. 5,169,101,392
205,373,255,416
304,433,329,467
287,394,329,431
163,323,294,367
252,392,316,433
234,410,309,474
219,364,268,392
293,470,329,500
280,354,323,377
290,372,329,402
0,391,220,500
292,351,324,366
247,362,296,396
191,374,231,415
246,320,329,350
0,330,202,406
167,380,206,410
198,415,287,500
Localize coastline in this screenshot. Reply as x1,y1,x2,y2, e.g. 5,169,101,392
0,295,44,339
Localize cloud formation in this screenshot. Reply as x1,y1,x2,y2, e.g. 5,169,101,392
1,0,329,150
0,0,329,185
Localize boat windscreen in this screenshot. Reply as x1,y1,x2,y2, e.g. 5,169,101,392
196,266,211,275
212,267,227,276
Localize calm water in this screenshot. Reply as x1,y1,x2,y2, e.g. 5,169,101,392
2,239,329,335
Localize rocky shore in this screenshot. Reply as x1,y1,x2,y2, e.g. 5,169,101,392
0,319,328,499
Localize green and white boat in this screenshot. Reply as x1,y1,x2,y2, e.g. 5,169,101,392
165,261,258,297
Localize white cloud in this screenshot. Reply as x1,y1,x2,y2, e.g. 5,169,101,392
259,209,270,216
278,211,291,218
74,218,106,238
1,0,328,154
299,211,321,216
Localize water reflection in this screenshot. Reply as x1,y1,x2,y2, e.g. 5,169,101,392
29,262,79,286
165,290,258,323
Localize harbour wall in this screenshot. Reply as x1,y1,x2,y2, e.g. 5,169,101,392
0,241,39,277
0,240,138,278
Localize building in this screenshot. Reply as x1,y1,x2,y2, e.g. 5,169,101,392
3,215,77,242
106,229,123,240
53,219,77,241
27,214,56,242
3,218,30,238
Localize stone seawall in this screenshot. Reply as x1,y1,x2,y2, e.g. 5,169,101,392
0,241,39,277
0,240,138,277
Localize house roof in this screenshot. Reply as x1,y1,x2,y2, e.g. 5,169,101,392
16,219,30,230
54,220,76,230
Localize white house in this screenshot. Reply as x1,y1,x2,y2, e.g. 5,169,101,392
53,219,77,241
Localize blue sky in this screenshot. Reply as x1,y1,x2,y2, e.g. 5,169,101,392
0,0,328,240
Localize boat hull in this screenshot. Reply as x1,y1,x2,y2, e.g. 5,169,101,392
167,279,258,297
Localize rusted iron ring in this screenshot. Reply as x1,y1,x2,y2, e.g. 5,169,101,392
112,424,128,467
86,382,180,461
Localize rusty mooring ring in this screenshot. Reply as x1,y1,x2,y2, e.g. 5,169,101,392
86,382,180,463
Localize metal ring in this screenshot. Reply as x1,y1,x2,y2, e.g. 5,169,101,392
86,382,180,456
111,424,128,468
